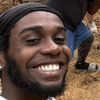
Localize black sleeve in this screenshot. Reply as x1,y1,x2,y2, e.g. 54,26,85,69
87,0,100,15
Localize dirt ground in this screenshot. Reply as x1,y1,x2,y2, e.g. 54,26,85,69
57,10,100,100
0,0,100,100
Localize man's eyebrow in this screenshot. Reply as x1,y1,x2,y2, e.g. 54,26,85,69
19,26,43,35
59,26,66,31
19,26,66,35
55,26,66,33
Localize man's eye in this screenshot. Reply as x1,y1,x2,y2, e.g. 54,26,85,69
26,38,41,45
54,38,66,44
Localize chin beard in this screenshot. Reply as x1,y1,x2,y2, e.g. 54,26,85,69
5,56,67,97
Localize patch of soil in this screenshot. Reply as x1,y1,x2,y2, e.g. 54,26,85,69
57,9,100,100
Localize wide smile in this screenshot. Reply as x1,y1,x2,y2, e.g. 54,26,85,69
27,61,68,87
28,61,67,78
33,63,60,72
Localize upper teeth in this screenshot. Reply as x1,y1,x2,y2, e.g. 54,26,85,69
37,64,59,71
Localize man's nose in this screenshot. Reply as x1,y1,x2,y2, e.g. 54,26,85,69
40,40,62,56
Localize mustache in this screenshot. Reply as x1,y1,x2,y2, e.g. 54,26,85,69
27,58,68,68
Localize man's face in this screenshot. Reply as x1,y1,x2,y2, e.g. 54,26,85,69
4,11,71,97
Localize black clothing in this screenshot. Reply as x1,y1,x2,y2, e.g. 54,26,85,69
0,2,64,37
46,0,90,31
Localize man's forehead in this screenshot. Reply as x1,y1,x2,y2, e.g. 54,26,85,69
12,11,64,35
15,11,64,28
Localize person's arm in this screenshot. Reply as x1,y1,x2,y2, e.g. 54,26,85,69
87,0,100,15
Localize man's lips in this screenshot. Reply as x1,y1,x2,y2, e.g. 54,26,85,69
29,59,66,67
27,58,69,85
31,63,60,72
27,60,67,84
27,59,68,79
28,59,66,71
28,62,67,77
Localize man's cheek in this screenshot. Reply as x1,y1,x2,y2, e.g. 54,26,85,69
62,45,72,62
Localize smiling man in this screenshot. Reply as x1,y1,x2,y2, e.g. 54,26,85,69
0,2,71,100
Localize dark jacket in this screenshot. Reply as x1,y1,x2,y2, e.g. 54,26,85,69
46,0,99,31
